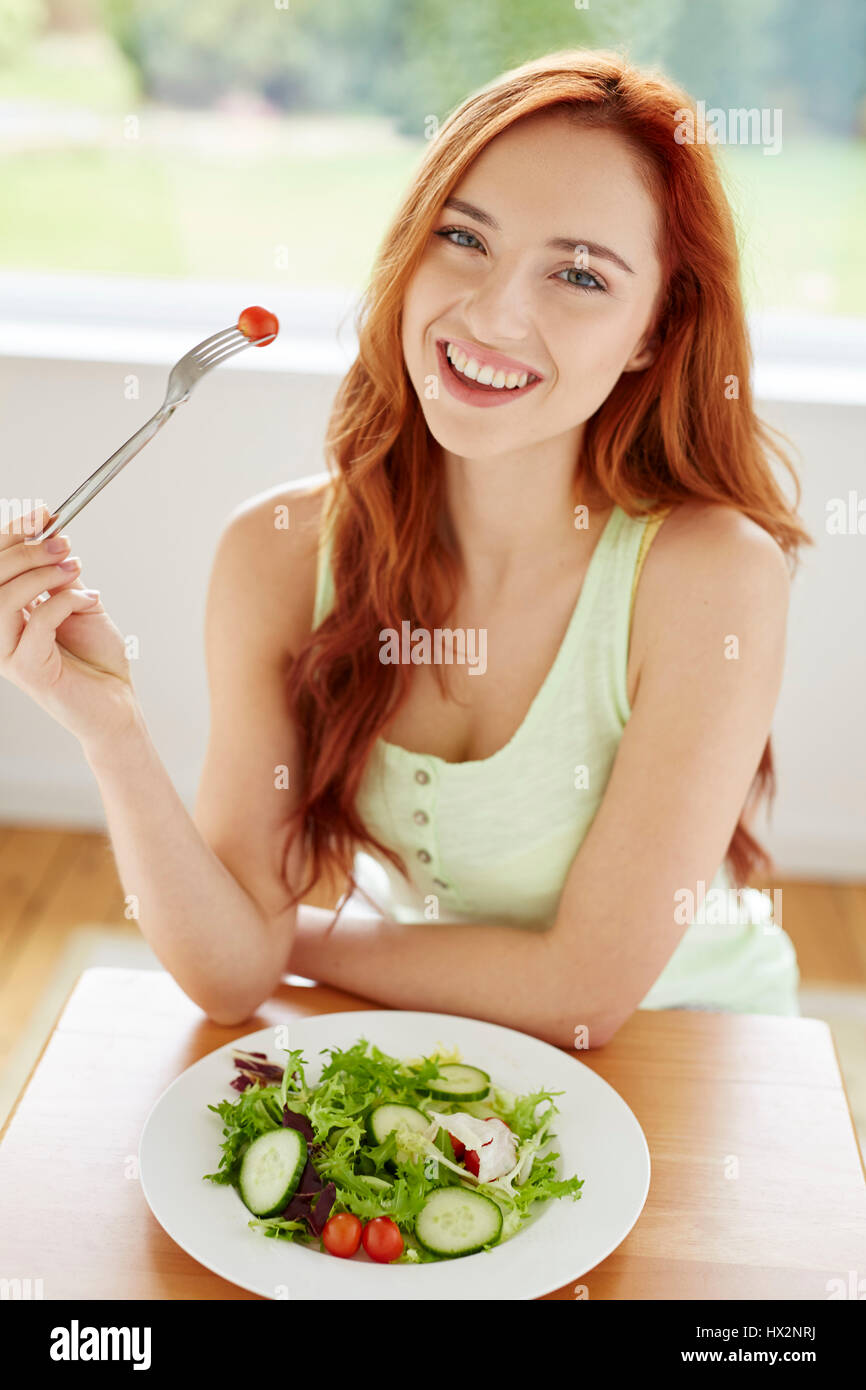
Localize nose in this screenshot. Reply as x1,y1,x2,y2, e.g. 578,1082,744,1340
461,256,534,349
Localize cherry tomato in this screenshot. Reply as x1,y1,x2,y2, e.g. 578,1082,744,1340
237,306,279,345
448,1131,465,1161
362,1216,404,1263
322,1212,362,1258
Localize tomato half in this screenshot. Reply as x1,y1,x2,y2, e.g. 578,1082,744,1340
322,1212,362,1258
463,1147,480,1177
361,1216,404,1263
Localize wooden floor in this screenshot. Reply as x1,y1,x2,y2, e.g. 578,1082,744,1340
1,823,865,1090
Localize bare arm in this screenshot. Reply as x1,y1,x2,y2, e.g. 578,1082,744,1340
287,507,791,1047
83,709,284,1023
290,901,568,1036
82,488,323,1022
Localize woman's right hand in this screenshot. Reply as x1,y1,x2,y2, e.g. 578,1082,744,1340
0,503,141,746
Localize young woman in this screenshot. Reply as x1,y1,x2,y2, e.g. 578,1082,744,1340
1,51,811,1047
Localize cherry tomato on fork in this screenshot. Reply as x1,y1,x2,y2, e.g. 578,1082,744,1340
237,306,279,345
321,1212,362,1258
361,1216,404,1263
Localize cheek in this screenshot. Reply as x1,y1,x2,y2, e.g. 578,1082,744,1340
401,272,430,341
543,305,647,418
401,267,447,366
406,250,459,318
561,298,651,376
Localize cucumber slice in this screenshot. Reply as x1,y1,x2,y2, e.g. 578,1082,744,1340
423,1063,490,1102
238,1127,307,1217
367,1103,430,1162
415,1188,503,1257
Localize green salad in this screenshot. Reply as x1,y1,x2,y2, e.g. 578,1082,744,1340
203,1037,584,1263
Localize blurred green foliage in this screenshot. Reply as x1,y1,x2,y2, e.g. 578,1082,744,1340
1,0,862,310
88,0,865,135
0,0,46,66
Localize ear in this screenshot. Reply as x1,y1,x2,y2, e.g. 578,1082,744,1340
622,326,661,373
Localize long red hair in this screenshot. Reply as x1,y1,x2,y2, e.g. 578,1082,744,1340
283,48,813,914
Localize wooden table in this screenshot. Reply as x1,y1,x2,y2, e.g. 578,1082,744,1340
1,966,864,1300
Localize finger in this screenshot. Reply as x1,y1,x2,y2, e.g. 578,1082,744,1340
6,586,99,679
0,560,83,658
0,503,58,551
0,531,72,586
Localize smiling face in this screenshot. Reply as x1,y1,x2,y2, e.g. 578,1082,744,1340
401,109,665,462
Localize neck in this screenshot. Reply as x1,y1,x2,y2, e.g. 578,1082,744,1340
438,431,612,589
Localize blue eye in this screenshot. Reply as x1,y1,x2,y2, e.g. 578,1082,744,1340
556,266,606,294
434,225,607,294
434,226,484,250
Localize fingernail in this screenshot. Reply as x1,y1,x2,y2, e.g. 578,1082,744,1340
80,588,100,601
59,556,81,570
45,536,69,553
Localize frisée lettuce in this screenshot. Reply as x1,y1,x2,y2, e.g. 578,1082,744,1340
204,1037,584,1262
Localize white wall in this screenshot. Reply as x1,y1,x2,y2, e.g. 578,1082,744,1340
0,277,864,878
748,397,865,875
0,352,341,824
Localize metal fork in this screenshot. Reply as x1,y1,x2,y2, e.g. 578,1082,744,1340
28,325,252,544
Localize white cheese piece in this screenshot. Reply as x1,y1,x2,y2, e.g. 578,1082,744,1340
426,1110,518,1182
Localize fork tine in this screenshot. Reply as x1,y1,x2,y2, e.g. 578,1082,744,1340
188,325,245,358
194,334,249,368
195,339,253,372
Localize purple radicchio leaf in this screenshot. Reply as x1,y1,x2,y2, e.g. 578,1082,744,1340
231,1056,284,1083
281,1106,315,1143
294,1158,324,1196
309,1183,336,1236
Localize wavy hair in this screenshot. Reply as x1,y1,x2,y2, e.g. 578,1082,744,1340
282,48,813,916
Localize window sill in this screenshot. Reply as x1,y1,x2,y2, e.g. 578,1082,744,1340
1,271,865,405
0,269,358,376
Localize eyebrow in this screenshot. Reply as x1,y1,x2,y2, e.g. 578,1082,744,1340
442,196,636,276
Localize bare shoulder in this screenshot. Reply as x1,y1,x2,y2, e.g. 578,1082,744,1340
627,498,790,705
645,498,790,612
212,473,334,661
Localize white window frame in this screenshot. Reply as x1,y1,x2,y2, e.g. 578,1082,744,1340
0,270,865,405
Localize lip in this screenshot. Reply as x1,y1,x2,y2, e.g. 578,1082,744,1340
435,339,544,409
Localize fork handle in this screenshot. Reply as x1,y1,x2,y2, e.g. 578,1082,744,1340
29,405,177,543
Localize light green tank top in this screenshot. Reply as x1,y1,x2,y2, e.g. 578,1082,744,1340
312,491,800,1017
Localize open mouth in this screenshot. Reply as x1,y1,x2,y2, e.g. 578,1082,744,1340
435,339,543,407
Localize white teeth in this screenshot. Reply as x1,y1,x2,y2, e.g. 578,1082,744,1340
445,342,537,390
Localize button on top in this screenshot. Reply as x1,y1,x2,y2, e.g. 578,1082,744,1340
413,810,429,825
414,768,430,784
416,848,432,863
432,877,449,889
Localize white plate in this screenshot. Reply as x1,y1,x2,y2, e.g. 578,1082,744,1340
139,1010,650,1300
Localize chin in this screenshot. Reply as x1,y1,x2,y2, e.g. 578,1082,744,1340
419,407,522,459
